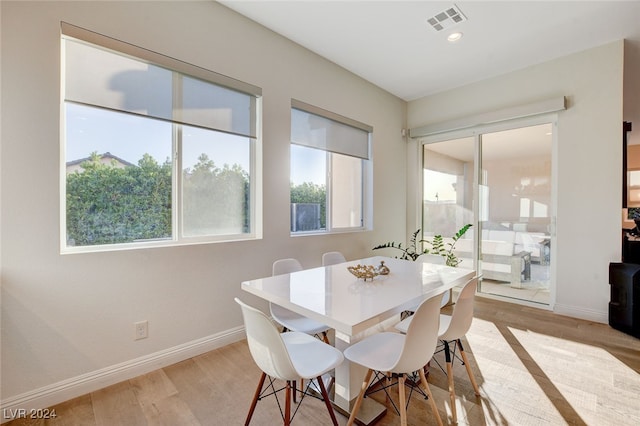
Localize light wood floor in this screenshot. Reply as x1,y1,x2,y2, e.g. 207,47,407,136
6,296,640,425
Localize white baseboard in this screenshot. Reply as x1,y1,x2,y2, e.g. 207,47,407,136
475,292,608,324
475,291,554,311
553,303,608,324
0,326,245,424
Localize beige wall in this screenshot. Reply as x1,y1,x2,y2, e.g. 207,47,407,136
0,1,406,408
408,41,624,322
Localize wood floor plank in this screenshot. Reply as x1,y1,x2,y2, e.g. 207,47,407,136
90,381,147,426
51,394,96,426
129,369,179,402
129,369,200,425
160,358,221,424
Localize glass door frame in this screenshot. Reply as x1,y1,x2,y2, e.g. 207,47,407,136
416,114,557,309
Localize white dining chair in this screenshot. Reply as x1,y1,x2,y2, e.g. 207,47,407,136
235,298,344,425
395,277,480,423
270,258,331,344
343,294,444,426
322,251,346,266
400,290,451,321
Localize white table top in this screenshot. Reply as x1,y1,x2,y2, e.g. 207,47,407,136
241,256,475,336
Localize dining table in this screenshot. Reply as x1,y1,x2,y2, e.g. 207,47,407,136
241,255,475,425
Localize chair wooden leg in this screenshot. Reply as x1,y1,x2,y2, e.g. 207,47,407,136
285,381,292,426
444,341,457,423
419,369,443,426
318,332,331,398
347,369,374,426
457,338,480,396
317,375,339,426
245,372,267,425
292,380,297,403
398,374,408,426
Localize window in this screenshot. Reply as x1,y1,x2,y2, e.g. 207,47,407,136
61,23,261,251
290,100,371,233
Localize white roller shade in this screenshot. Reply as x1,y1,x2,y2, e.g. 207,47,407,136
291,101,371,160
63,25,258,138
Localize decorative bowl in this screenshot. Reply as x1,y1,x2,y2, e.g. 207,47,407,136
347,264,379,281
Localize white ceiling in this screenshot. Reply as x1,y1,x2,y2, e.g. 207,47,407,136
219,0,640,101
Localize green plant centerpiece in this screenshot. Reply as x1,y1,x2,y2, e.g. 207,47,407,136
373,224,472,267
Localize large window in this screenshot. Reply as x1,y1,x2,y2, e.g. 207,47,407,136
290,100,371,234
61,23,261,251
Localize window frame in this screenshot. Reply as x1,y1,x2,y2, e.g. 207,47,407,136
289,99,372,235
60,23,262,253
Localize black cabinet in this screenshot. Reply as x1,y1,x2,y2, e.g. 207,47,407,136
609,262,640,338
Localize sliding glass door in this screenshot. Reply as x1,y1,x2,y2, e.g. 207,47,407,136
478,124,552,305
422,137,475,271
421,121,554,306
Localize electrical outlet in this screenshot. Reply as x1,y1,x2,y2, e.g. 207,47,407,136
134,320,148,340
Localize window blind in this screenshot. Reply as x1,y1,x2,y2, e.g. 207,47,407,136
291,100,371,160
62,23,260,139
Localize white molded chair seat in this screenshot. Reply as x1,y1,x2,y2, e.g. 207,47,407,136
270,304,331,335
343,295,444,426
322,251,346,266
270,258,331,341
394,277,480,424
235,298,344,425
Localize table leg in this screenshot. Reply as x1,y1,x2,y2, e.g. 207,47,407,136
331,318,401,425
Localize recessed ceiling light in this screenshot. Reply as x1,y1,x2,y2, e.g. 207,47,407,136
447,32,463,42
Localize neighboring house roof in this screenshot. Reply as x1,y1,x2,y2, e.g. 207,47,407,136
66,152,136,174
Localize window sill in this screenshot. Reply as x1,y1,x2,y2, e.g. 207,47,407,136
60,233,262,254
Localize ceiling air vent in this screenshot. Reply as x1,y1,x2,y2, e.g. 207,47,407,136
427,5,467,32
